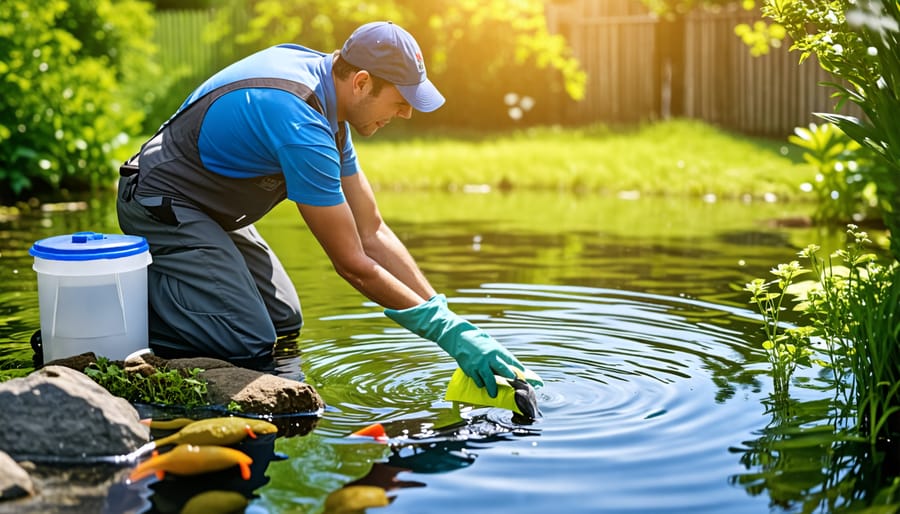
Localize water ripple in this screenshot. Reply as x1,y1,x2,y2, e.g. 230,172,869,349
293,283,773,513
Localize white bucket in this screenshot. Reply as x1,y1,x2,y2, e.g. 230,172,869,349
30,231,153,362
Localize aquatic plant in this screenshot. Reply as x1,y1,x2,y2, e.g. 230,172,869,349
743,260,812,395
748,225,899,443
795,227,900,446
743,225,900,510
84,357,208,409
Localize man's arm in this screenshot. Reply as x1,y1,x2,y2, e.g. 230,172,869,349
340,169,437,300
296,196,426,310
299,169,540,396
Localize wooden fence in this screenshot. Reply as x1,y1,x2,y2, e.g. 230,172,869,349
681,8,856,136
546,0,862,137
154,3,861,138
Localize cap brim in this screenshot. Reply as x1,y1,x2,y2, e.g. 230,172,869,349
396,79,445,113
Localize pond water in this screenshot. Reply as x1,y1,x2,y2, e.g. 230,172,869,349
0,191,863,513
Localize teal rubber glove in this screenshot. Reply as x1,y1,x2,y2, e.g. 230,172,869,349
385,294,525,398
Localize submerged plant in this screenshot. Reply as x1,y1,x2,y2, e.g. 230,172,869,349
85,357,208,409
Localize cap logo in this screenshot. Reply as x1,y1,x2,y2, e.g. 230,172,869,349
415,52,425,73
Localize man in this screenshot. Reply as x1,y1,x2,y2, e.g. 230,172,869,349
117,21,539,397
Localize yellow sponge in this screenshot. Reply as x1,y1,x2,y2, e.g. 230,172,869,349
444,368,541,418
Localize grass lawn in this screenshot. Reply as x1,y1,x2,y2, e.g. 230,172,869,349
355,118,816,201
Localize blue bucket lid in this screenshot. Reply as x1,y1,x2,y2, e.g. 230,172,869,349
29,232,149,261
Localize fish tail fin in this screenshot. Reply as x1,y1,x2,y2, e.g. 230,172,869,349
351,423,388,442
128,450,161,483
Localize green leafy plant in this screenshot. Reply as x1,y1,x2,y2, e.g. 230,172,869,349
743,226,900,509
792,228,900,445
789,122,883,225
84,357,208,409
748,226,900,444
760,0,900,260
744,261,813,395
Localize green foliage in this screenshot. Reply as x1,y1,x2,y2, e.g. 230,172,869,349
789,122,883,224
799,230,900,446
153,0,215,9
422,0,586,126
734,19,787,56
0,0,161,201
0,367,30,383
744,225,900,509
760,1,900,260
205,0,585,127
206,0,401,54
84,357,209,408
748,226,900,444
744,261,812,394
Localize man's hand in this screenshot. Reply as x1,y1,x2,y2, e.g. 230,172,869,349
385,294,536,397
441,328,522,397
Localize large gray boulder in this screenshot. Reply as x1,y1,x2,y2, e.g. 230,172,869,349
0,366,148,459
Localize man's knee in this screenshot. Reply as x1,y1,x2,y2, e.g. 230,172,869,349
273,310,302,336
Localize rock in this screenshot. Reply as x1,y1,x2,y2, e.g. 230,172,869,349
201,367,325,415
0,463,133,514
122,352,170,377
28,353,323,427
161,357,325,418
166,357,235,372
0,355,324,512
0,451,33,500
0,366,149,459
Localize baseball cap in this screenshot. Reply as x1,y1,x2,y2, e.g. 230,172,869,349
340,21,445,113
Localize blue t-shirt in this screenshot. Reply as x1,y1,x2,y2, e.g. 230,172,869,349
177,44,359,207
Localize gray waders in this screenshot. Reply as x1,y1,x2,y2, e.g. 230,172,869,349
117,78,346,366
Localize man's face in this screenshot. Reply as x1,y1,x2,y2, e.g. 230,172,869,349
345,77,414,137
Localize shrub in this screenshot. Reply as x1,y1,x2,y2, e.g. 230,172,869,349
0,0,161,202
761,0,900,260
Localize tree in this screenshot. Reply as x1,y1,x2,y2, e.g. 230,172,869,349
0,0,161,201
206,0,586,127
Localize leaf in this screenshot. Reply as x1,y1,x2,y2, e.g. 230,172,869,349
785,279,821,300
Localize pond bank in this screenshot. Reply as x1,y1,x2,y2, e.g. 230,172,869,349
0,354,325,513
